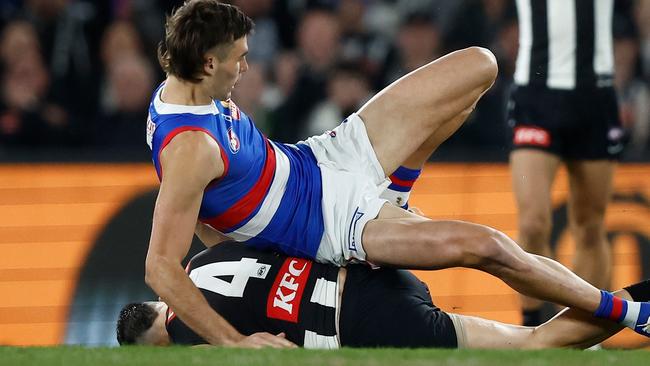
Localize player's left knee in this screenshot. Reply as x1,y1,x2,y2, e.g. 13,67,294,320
464,228,528,273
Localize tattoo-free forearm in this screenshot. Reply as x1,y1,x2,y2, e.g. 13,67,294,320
146,254,244,345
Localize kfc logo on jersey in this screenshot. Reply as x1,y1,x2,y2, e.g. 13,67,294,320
267,257,312,323
513,126,551,147
227,127,240,154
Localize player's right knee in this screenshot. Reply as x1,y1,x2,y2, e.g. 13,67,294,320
463,46,498,88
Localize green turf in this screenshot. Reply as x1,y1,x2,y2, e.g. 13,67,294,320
1,347,649,366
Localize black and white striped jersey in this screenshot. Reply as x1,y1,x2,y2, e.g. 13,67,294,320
165,241,341,348
514,0,614,89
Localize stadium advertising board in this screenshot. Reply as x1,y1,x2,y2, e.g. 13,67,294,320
0,163,648,348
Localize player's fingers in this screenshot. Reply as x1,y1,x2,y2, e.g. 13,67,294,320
276,332,286,338
261,333,297,348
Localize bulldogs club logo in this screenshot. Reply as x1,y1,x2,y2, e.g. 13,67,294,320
227,127,240,154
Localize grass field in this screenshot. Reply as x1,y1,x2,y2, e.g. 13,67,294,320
1,347,649,366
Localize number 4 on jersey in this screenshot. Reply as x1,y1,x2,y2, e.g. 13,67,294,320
189,258,271,297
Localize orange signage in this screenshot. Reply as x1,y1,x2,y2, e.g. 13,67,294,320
0,163,648,348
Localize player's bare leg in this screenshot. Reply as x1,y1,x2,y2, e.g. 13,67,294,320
566,160,615,290
357,47,650,337
357,47,599,314
510,149,561,323
364,204,605,312
364,205,650,337
358,46,498,176
457,287,630,349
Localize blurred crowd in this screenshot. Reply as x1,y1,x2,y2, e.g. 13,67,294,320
0,0,649,160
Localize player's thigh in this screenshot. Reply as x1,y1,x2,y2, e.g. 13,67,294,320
452,313,534,349
510,149,560,222
358,47,497,175
363,204,498,269
565,160,614,224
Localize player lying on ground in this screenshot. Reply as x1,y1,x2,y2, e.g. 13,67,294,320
119,242,650,349
146,1,650,347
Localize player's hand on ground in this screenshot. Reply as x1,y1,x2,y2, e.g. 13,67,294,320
233,332,297,349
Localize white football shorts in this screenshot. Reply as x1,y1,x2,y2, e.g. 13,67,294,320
299,113,390,266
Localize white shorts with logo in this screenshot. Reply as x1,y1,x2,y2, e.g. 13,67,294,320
299,113,390,266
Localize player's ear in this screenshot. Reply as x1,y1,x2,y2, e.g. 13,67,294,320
204,55,217,76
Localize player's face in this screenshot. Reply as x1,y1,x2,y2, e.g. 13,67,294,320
207,36,249,100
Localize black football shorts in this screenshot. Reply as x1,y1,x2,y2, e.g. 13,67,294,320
507,85,625,160
339,265,458,348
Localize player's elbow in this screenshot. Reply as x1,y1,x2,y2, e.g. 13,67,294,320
144,254,165,289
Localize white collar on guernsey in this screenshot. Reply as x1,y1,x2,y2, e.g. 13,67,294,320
154,85,220,115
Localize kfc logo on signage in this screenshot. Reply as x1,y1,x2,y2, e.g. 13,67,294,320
266,258,312,323
513,126,551,147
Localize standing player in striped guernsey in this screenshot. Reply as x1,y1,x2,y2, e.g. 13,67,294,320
144,0,650,347
508,0,627,326
118,241,650,349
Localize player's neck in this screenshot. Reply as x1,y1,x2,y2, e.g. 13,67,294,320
161,76,213,106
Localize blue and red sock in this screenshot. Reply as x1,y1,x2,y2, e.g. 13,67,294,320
594,290,650,337
380,166,421,209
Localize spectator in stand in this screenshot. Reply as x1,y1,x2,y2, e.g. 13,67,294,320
271,9,341,142
379,13,441,87
232,0,279,64
231,62,274,134
95,20,155,150
94,54,155,150
336,0,392,86
18,0,110,145
100,21,144,69
304,62,373,137
0,20,70,145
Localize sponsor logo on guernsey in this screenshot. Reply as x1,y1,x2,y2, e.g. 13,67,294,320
227,127,240,154
146,114,155,149
229,100,241,120
513,126,551,147
266,257,312,323
166,308,176,325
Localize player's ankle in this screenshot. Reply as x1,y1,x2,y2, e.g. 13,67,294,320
381,166,421,208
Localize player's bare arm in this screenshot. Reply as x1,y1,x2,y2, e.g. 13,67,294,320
146,132,295,348
194,221,230,247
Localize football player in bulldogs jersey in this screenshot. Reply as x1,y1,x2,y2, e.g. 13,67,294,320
118,242,650,349
144,1,650,347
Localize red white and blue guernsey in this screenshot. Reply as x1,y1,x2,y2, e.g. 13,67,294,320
146,84,324,259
